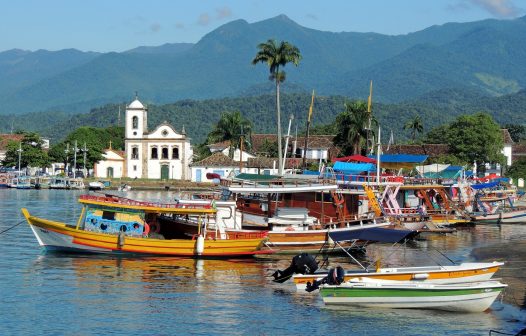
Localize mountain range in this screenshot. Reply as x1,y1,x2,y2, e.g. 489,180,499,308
1,14,526,115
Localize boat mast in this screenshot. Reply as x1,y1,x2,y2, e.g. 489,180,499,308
302,91,315,170
282,114,294,173
366,81,374,155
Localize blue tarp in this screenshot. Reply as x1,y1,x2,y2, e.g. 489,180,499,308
471,181,500,190
333,162,376,174
370,154,428,163
328,227,415,243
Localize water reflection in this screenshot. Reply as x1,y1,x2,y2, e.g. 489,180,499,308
1,189,526,335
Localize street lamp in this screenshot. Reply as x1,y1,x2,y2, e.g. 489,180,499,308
17,142,23,176
64,143,70,176
73,140,78,178
81,142,89,177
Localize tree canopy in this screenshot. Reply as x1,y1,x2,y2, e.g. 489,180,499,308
425,112,505,167
333,101,375,155
1,132,50,169
206,111,252,158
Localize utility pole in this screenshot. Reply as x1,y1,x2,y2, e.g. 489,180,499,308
17,142,23,175
64,143,70,175
73,140,78,178
83,142,88,177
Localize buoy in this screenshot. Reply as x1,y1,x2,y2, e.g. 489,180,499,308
195,235,205,255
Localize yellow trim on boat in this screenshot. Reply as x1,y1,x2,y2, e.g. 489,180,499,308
79,198,217,215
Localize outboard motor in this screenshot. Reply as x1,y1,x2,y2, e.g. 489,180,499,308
272,253,319,283
305,266,345,292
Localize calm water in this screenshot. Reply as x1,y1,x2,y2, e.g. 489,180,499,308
1,189,525,336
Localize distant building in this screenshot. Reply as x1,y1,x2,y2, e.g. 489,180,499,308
124,96,192,180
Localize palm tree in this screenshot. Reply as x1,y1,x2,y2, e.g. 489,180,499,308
252,39,301,175
207,111,252,158
404,115,424,142
333,101,374,155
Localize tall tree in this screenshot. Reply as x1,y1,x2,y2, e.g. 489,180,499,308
207,111,253,158
333,101,373,155
403,115,424,142
252,39,301,174
503,123,525,143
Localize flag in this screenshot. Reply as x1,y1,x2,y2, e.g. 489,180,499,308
308,90,315,122
386,129,394,151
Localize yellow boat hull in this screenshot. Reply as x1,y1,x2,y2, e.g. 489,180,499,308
22,208,268,257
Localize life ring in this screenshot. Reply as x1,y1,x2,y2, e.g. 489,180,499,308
142,222,150,236
358,200,363,206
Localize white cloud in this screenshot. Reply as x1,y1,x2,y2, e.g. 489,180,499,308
197,13,211,26
473,0,521,17
216,6,232,20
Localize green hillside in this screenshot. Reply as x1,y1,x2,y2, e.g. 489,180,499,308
2,89,525,145
0,15,525,114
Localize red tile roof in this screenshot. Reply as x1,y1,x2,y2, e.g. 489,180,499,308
0,134,23,151
191,152,237,167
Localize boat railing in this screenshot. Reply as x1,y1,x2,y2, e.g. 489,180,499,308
79,194,213,210
332,173,404,186
225,177,337,189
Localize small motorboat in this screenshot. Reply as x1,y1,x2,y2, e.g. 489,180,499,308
88,181,105,191
319,277,507,312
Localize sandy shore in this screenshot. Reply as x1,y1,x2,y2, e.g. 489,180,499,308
472,241,526,308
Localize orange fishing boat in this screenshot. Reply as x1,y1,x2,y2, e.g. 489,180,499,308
22,194,270,257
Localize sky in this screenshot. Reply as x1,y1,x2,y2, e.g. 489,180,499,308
1,0,524,53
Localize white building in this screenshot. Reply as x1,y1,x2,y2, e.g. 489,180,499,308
124,96,192,180
94,148,125,178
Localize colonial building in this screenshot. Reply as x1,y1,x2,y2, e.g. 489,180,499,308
124,96,192,180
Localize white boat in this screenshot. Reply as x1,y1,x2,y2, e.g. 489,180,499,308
293,261,505,290
471,207,526,224
319,278,507,312
88,181,105,191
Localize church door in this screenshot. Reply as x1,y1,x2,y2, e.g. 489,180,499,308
161,165,169,180
107,167,114,178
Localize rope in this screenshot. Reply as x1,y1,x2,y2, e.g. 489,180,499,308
0,220,26,235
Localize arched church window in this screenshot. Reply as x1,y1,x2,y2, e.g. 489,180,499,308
172,147,179,160
132,116,138,129
131,147,139,159
151,147,158,159
161,147,169,159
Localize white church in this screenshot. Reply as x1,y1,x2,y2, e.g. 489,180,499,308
94,96,193,180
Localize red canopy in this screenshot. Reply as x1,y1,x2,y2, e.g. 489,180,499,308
473,173,499,182
332,155,377,164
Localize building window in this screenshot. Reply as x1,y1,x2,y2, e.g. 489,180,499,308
161,147,169,159
131,147,139,159
172,147,179,159
132,116,138,129
133,165,137,171
151,147,158,159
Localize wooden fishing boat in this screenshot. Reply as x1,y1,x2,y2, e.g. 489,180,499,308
22,194,269,257
319,278,507,312
470,207,526,224
164,175,398,254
